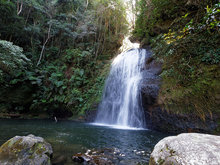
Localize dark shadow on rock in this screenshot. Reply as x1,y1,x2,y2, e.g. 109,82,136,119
85,110,98,122
145,106,218,134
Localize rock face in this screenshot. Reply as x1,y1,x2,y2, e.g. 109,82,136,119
85,109,98,122
141,57,162,109
140,57,218,133
145,106,218,134
150,133,220,165
0,134,53,165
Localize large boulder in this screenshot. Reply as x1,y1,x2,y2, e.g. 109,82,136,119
150,133,220,165
0,134,53,165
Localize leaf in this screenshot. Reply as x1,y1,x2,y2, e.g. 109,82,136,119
10,79,20,84
55,81,64,87
79,69,84,76
41,99,47,103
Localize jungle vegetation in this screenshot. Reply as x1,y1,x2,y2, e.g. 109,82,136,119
0,0,128,118
133,0,220,122
0,0,219,124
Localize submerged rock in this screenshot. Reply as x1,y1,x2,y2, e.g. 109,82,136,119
150,133,220,165
0,134,53,165
72,148,122,165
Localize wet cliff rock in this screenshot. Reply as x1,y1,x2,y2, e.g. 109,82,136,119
141,57,218,133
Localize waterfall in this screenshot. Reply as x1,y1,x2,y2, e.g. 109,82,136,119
95,48,150,128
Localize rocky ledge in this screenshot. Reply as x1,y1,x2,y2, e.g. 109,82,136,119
150,133,220,165
0,134,53,165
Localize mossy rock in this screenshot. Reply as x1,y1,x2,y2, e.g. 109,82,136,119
0,134,53,165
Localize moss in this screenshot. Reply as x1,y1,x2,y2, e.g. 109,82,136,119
157,158,165,165
149,157,157,165
0,138,23,161
152,29,220,122
27,142,49,160
157,64,220,120
35,143,46,155
134,0,219,125
0,136,52,165
2,138,23,150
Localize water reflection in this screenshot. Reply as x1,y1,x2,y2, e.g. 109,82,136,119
0,119,168,164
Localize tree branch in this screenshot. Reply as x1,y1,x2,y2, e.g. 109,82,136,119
37,23,52,66
17,0,23,15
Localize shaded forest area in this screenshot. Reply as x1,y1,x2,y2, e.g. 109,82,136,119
0,0,128,118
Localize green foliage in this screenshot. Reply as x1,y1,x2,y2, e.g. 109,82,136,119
201,49,220,64
182,3,220,33
91,0,128,56
204,3,220,30
0,0,127,117
133,0,181,39
0,40,30,76
29,48,108,115
133,0,219,42
0,0,127,64
151,19,219,120
133,0,220,120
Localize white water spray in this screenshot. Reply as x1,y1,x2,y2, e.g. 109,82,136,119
95,49,150,128
94,0,148,129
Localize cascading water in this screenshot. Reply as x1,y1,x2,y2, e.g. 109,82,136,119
95,49,150,128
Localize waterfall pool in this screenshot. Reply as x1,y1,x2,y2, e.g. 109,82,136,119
0,119,168,164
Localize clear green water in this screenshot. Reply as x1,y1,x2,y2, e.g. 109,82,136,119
0,119,168,164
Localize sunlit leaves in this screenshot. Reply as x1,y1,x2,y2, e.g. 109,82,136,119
0,40,30,75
